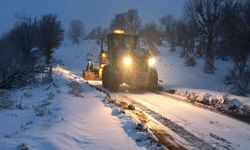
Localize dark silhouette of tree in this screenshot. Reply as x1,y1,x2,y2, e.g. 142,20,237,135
68,19,85,44
9,14,37,59
184,0,226,73
159,15,177,52
110,9,141,34
36,14,64,80
140,23,162,54
85,26,103,40
221,0,250,95
175,20,196,58
36,14,64,65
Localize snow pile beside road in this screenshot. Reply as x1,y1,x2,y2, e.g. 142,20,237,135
164,88,250,123
175,89,250,111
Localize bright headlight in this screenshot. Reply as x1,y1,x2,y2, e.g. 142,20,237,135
102,53,106,58
148,57,156,66
123,56,132,66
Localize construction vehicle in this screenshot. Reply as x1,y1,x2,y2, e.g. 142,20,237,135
102,29,158,91
82,36,108,80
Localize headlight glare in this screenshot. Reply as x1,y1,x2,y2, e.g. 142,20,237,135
123,57,132,66
148,57,156,66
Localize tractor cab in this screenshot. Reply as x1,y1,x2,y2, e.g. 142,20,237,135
102,29,158,91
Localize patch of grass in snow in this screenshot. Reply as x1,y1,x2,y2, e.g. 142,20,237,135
46,92,55,100
23,92,33,98
33,103,51,117
18,143,29,150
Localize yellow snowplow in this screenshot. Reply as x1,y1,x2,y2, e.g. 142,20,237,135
82,37,108,80
102,29,158,91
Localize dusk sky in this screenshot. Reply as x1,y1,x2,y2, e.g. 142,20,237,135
0,0,185,35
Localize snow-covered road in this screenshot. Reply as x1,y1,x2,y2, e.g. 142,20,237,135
88,80,250,150
114,92,250,150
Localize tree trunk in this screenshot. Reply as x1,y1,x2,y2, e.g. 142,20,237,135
45,49,53,82
204,35,215,74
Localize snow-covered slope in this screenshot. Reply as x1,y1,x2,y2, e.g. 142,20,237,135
0,70,148,150
55,41,100,76
155,44,249,111
156,44,232,91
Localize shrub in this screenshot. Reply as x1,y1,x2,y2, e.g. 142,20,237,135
185,56,196,66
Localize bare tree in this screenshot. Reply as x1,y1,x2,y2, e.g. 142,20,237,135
184,0,226,73
126,9,141,33
110,13,126,31
175,20,196,58
85,26,104,40
36,14,64,79
159,15,177,51
0,33,36,88
1,14,37,87
68,19,85,44
140,23,162,54
9,14,37,59
110,9,141,34
221,0,250,95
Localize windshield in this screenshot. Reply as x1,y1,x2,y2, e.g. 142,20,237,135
112,35,137,51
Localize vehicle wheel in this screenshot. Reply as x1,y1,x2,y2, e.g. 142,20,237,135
148,68,158,91
102,66,110,89
108,69,120,92
102,66,120,91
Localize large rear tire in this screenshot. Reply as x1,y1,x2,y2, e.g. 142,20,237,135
147,68,158,91
109,68,120,92
102,66,120,91
102,66,109,89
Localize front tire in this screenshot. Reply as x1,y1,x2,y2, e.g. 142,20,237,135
102,66,109,89
102,66,120,91
147,68,158,91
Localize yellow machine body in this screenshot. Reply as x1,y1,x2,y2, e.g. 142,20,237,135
82,50,107,80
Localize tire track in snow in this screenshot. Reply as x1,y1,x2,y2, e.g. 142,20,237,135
85,81,222,150
112,95,233,150
86,83,190,150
